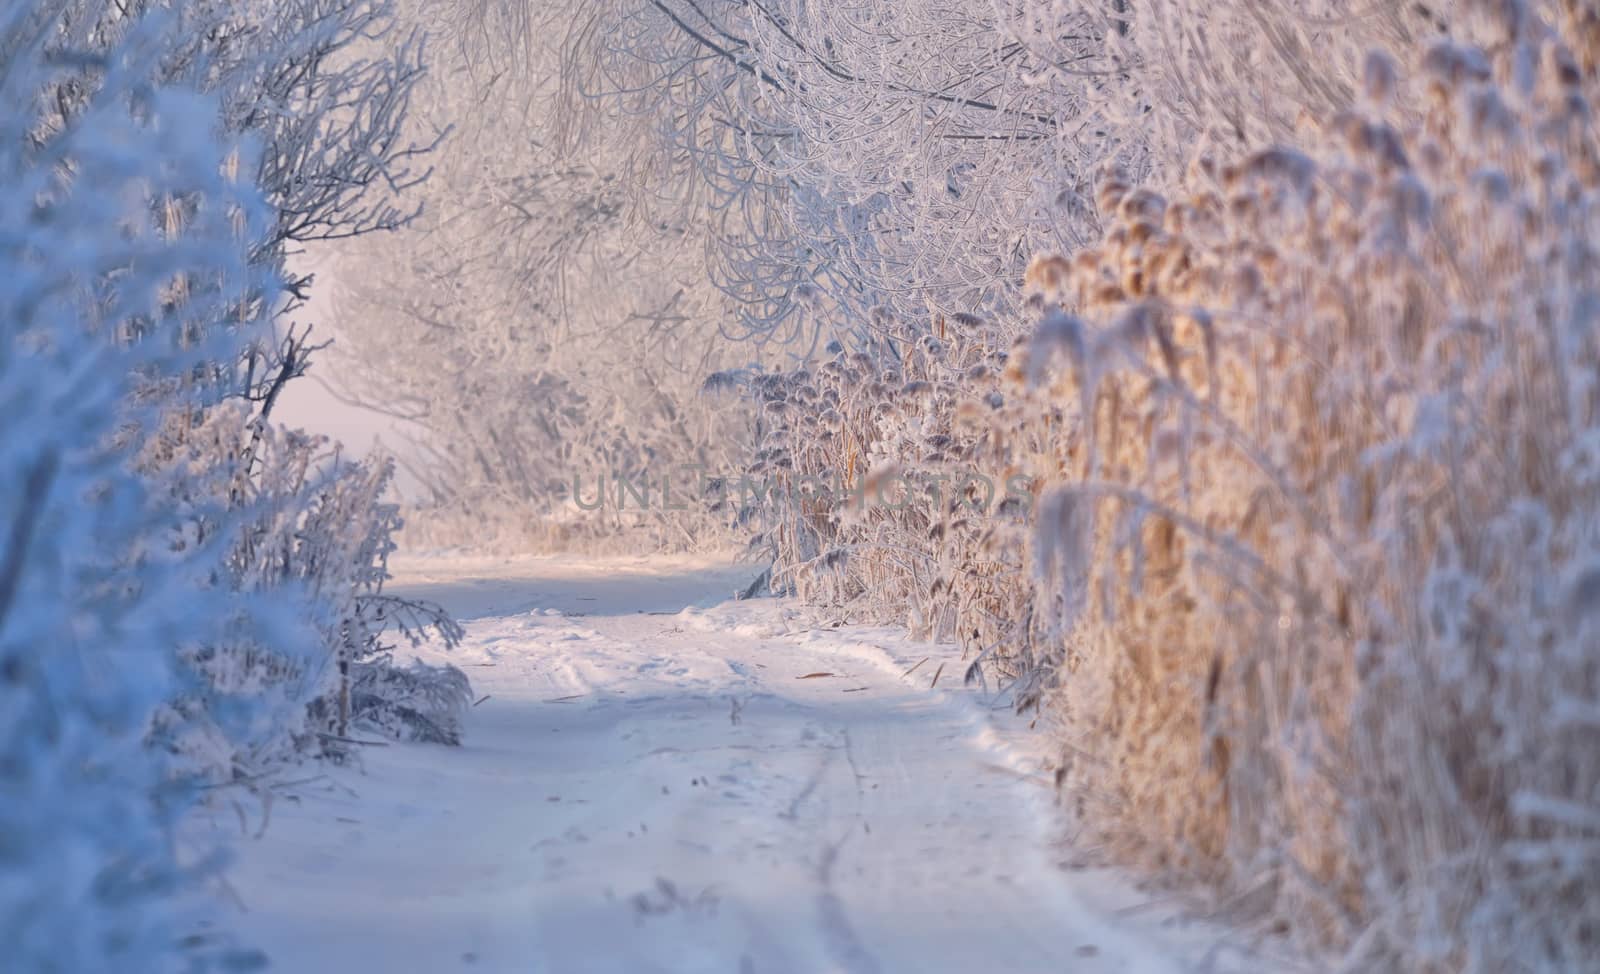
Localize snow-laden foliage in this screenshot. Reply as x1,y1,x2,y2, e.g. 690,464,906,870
526,0,1441,342
0,7,312,969
737,317,1035,653
435,0,1584,369
59,0,463,775
552,0,1127,338
2,0,456,969
149,406,464,769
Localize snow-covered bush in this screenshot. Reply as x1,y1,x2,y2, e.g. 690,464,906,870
149,404,464,770
1,0,455,968
0,6,314,968
57,0,461,775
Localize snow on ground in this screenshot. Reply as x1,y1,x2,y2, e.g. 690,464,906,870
188,553,1269,973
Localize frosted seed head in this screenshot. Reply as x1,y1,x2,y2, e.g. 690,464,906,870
1097,178,1130,215
1118,189,1167,225
954,400,987,427
1254,245,1281,278
1363,51,1399,107
1423,42,1493,94
1540,38,1583,93
1389,175,1433,224
1243,148,1317,195
950,312,985,334
1122,263,1148,299
1070,250,1103,288
1469,0,1528,43
1178,306,1214,343
1027,309,1087,388
1164,204,1188,236
1106,225,1130,255
1467,87,1517,142
1535,151,1562,185
1241,147,1318,196
1230,264,1264,303
1091,282,1127,307
1416,139,1448,179
1024,253,1074,299
1114,300,1158,349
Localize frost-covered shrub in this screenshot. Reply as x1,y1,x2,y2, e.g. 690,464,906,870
0,7,310,969
1,0,455,968
148,405,464,771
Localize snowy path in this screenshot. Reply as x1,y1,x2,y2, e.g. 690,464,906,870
195,555,1252,973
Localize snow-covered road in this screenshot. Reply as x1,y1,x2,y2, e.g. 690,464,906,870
195,555,1254,973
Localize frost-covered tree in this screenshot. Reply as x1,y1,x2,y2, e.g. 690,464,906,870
328,0,755,548
351,0,1433,549
480,0,1499,349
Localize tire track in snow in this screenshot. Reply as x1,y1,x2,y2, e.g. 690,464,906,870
815,838,883,974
